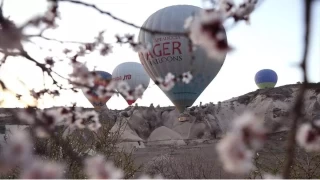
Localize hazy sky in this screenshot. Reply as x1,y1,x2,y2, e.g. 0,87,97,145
0,0,319,109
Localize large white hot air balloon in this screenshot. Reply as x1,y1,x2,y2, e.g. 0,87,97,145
112,62,150,105
138,5,227,113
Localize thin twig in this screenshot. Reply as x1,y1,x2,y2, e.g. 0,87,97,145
282,0,312,178
55,0,188,36
26,34,88,44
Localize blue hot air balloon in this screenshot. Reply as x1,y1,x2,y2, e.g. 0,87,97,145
255,69,278,89
81,71,113,109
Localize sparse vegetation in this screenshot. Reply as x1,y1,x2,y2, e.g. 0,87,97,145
249,147,320,179
0,118,141,179
144,153,218,179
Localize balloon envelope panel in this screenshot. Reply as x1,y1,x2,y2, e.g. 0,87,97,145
138,5,226,112
255,69,278,89
82,71,113,109
112,62,150,105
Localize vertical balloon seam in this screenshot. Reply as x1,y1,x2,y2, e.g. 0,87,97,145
136,64,150,104
179,6,189,109
142,16,158,82
163,6,179,106
150,12,163,81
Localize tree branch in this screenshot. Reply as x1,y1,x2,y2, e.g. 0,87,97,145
55,0,188,36
26,34,88,44
282,0,312,178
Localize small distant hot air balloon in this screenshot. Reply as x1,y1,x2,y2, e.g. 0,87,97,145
81,71,113,109
138,5,226,113
112,62,150,105
255,69,278,89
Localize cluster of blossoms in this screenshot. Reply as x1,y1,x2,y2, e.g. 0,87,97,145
78,31,113,56
216,112,268,174
68,59,148,102
0,129,162,179
296,119,320,152
0,130,66,178
68,52,194,99
114,34,194,92
184,0,258,59
17,105,101,138
155,71,193,91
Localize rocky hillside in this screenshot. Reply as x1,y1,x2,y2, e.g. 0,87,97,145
114,83,320,142
1,83,320,178
1,83,320,143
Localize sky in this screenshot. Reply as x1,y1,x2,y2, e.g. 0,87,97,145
0,0,319,109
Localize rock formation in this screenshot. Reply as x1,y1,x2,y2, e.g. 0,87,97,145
1,83,320,151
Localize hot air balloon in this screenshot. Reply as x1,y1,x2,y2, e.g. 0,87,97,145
112,62,150,105
81,71,113,109
255,69,278,89
138,5,227,113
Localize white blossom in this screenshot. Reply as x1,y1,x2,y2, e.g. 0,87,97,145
296,121,320,152
1,130,33,168
69,61,94,86
34,126,50,138
159,82,174,91
184,16,194,29
78,46,86,56
231,111,267,150
94,31,105,44
55,107,81,126
20,159,65,179
216,133,254,174
41,108,66,125
62,109,84,128
218,0,236,13
74,118,86,129
158,72,175,91
155,77,164,84
84,154,124,179
133,84,146,99
105,80,117,91
233,0,257,23
182,71,193,84
95,86,114,99
165,72,175,82
81,110,99,123
131,43,151,53
17,110,35,124
80,110,101,131
87,121,102,132
116,81,130,96
186,9,230,60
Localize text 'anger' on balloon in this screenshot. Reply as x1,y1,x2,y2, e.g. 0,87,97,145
138,40,184,66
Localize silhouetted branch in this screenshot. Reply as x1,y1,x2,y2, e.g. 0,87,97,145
282,0,312,178
54,0,188,36
26,34,88,44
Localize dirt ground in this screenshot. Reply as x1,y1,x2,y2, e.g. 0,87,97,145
131,131,320,179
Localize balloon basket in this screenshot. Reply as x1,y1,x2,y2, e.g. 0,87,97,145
178,116,188,122
178,113,190,122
